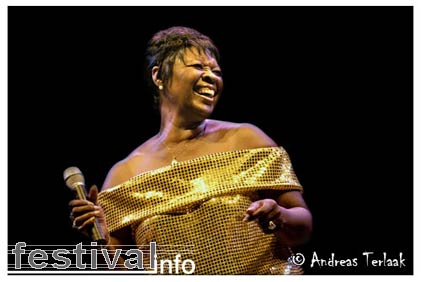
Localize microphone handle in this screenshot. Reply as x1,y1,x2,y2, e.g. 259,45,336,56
74,184,107,244
74,185,87,201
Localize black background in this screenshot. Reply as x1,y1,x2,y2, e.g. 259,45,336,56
8,6,413,275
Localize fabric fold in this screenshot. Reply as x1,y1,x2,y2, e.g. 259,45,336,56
98,146,302,233
97,146,304,274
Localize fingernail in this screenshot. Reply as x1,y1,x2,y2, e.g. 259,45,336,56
242,214,250,222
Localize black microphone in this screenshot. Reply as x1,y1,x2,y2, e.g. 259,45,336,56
64,166,107,244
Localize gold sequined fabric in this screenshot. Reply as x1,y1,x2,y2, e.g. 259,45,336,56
98,147,304,274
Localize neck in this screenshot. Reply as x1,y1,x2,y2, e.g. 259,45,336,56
158,119,207,145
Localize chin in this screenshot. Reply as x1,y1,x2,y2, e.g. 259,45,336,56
190,103,214,118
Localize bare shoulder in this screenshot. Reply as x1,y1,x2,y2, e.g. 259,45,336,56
207,119,277,149
101,159,131,191
101,139,154,191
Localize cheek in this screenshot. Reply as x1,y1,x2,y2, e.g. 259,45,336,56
217,78,224,91
175,71,199,86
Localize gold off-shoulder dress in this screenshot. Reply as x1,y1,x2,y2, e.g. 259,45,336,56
98,147,304,274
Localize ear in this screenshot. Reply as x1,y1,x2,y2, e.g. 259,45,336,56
152,66,161,88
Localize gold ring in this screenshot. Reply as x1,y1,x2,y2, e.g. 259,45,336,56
268,220,277,231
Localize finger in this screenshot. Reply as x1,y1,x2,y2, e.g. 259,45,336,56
71,204,97,216
266,205,281,221
71,221,90,238
88,185,99,204
258,207,281,229
243,201,263,221
77,216,97,231
69,199,95,207
249,200,276,218
73,210,101,228
246,201,263,214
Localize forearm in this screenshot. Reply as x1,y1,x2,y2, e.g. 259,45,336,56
274,206,313,247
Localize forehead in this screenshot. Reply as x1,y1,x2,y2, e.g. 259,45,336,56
177,47,219,66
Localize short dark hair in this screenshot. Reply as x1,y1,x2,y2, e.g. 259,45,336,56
145,26,220,106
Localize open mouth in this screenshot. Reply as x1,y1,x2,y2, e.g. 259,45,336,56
194,87,216,100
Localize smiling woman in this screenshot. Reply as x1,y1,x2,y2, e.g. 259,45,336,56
151,47,223,132
68,26,313,274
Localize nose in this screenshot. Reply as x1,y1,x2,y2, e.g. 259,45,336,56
201,68,219,84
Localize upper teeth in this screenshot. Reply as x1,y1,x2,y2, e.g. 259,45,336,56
197,88,215,96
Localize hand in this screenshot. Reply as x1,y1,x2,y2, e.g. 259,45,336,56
69,185,110,243
243,199,284,232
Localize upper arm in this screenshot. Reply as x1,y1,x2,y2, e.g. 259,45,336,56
277,191,309,209
101,161,136,245
238,123,306,206
235,123,278,149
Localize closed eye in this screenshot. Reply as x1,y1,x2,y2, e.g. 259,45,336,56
190,64,203,70
212,69,223,77
188,63,223,77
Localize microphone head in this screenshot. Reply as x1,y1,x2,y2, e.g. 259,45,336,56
63,166,85,190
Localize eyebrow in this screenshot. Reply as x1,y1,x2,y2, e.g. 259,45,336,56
184,59,220,67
